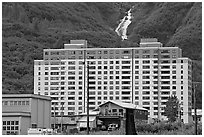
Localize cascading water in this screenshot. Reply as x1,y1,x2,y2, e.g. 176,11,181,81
115,7,133,40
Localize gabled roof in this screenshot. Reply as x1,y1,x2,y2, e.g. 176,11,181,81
99,100,148,111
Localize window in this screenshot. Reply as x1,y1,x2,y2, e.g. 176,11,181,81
26,101,29,105
122,61,130,64
143,60,150,64
122,76,130,79
142,55,150,58
143,76,150,79
123,50,130,54
143,71,150,74
116,91,119,95
116,61,119,64
45,51,49,55
143,66,150,69
116,76,120,79
116,66,120,69
143,86,150,89
135,71,139,74
161,86,170,89
143,102,150,105
31,123,37,128
122,96,130,100
122,66,130,69
135,86,139,90
51,72,59,75
143,91,150,95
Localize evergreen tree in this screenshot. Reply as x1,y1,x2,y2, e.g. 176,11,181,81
164,95,180,122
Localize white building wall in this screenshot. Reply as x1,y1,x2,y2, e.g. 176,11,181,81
34,42,192,123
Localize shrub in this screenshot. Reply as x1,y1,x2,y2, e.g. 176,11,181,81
136,122,202,135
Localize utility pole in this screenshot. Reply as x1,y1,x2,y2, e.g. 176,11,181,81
178,102,183,133
54,103,56,130
87,63,90,135
192,81,201,135
193,82,197,135
61,103,63,134
157,48,161,121
59,60,63,134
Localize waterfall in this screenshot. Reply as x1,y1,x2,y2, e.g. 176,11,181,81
115,8,133,41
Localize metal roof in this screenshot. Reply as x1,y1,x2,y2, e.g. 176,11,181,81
99,100,148,111
2,94,51,101
78,116,96,122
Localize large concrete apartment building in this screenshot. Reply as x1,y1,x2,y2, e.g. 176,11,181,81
34,38,193,123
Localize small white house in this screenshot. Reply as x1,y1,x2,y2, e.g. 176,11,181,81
76,111,100,130
192,109,202,123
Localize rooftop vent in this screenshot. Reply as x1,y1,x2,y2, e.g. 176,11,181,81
140,38,162,47
64,40,87,49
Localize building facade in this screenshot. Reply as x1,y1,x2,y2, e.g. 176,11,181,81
2,94,51,135
34,38,192,123
98,100,148,127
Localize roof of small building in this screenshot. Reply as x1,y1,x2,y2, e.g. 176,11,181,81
2,94,51,101
78,116,96,122
99,100,148,111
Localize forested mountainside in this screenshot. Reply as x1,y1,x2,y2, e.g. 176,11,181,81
2,2,202,108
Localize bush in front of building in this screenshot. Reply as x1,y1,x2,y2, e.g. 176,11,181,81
136,122,202,135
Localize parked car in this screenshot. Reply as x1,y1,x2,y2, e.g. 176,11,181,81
107,124,118,131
